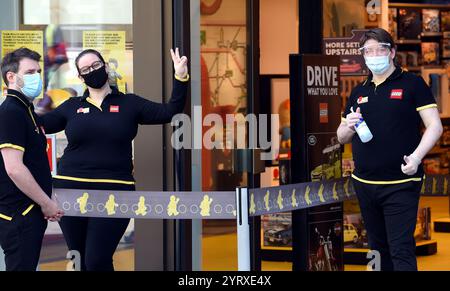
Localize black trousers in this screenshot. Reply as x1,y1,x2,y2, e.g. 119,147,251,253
0,206,47,271
54,179,134,271
353,179,421,271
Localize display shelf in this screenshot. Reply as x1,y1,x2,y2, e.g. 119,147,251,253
396,39,421,45
427,148,449,155
423,65,446,69
405,65,447,72
434,218,450,233
390,3,449,72
390,3,450,10
405,66,421,71
396,33,444,45
344,240,438,265
421,32,443,37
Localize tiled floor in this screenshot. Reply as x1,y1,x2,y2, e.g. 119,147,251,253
201,196,450,271
39,196,450,271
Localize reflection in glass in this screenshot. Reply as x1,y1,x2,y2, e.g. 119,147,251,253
21,0,134,271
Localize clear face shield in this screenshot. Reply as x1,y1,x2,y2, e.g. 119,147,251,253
359,42,392,57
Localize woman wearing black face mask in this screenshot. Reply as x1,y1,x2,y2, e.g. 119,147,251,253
40,49,189,271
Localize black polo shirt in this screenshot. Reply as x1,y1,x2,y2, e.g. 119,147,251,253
343,67,437,184
41,79,187,184
0,90,52,213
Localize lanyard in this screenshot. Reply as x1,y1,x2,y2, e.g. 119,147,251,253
6,94,40,134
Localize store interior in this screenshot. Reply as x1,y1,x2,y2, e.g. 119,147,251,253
197,0,450,271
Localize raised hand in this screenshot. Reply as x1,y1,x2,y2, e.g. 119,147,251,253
171,48,189,79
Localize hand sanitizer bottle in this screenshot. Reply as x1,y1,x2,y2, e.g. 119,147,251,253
355,118,373,143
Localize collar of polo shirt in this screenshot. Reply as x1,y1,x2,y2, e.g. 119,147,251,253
6,89,33,107
363,66,404,87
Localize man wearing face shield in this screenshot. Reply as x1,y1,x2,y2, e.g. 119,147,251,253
0,48,64,271
337,28,443,271
40,48,189,271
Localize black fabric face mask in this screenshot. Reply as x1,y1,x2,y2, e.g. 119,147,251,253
82,66,109,89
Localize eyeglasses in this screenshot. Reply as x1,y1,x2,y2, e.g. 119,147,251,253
79,61,104,75
359,43,392,57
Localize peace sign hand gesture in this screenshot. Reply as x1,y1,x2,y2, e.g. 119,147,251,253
171,48,189,79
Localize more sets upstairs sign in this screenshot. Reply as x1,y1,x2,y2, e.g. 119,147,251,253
323,30,370,76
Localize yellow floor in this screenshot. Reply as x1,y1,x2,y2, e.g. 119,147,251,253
202,196,450,271
40,196,450,271
40,249,135,271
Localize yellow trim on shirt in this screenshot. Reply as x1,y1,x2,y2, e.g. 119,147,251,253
22,204,34,216
417,104,438,112
54,175,136,185
352,174,422,185
341,117,347,123
0,213,13,221
174,74,190,82
86,98,103,111
0,204,35,222
0,143,25,152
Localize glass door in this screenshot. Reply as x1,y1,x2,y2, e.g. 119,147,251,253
198,0,249,271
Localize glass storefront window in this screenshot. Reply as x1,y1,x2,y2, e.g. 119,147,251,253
200,0,248,192
323,0,381,38
200,0,247,271
24,0,133,25
22,0,134,97
19,0,135,271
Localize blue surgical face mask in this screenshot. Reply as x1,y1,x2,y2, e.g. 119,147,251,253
18,73,43,100
364,54,392,75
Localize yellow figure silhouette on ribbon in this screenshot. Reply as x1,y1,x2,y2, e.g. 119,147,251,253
135,196,148,216
332,183,339,201
432,178,437,195
277,190,284,210
264,191,271,211
167,195,180,217
77,193,89,214
318,184,326,203
291,189,299,208
305,186,312,205
200,195,213,217
249,193,256,215
421,178,426,194
444,178,448,195
344,179,350,197
105,195,119,216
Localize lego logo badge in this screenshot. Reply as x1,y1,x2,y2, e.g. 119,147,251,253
390,89,403,100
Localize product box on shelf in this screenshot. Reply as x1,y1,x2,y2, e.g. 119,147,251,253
398,8,422,40
422,42,440,65
423,9,440,33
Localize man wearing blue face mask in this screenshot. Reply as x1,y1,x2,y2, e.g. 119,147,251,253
0,47,64,271
337,28,443,271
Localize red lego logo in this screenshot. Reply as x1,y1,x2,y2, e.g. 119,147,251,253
390,89,403,100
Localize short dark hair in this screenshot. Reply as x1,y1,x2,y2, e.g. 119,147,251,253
360,28,396,51
75,49,106,74
1,47,41,86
